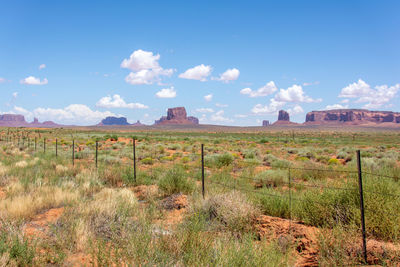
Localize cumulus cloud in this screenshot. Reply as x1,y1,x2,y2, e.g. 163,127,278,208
121,49,174,85
288,105,304,115
214,68,239,83
204,94,213,101
196,108,214,113
210,110,233,122
20,76,48,85
274,84,321,103
325,104,349,110
339,79,400,109
39,64,46,70
7,104,116,125
251,99,285,114
96,94,148,109
156,87,176,98
179,64,212,81
240,81,277,97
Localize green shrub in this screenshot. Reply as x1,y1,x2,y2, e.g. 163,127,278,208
141,157,154,165
328,158,340,165
158,165,195,195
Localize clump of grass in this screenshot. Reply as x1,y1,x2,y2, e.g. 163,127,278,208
0,184,79,220
199,191,261,233
205,153,234,168
158,165,195,195
57,188,137,251
141,157,154,165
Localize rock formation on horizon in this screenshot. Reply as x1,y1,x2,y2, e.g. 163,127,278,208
97,116,144,126
154,107,199,125
0,114,59,127
262,120,270,126
272,110,296,125
305,109,400,125
278,110,290,121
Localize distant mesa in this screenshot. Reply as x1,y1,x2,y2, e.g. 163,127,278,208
273,110,298,125
97,116,143,126
0,114,59,127
305,109,400,125
154,107,199,125
262,120,270,127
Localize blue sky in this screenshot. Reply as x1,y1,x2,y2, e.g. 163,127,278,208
1,0,399,125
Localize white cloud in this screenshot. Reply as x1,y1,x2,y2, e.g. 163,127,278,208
121,49,174,85
325,104,349,110
240,81,277,97
339,79,400,109
124,67,173,85
341,99,350,103
216,103,228,108
0,78,5,83
210,110,233,122
32,104,116,125
6,104,116,125
274,84,321,103
39,64,46,70
251,99,286,114
288,105,304,114
215,68,239,83
12,92,18,99
20,76,48,85
96,94,148,109
196,108,214,113
204,94,213,101
179,64,212,81
156,87,176,98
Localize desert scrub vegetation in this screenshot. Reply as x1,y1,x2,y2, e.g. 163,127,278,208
0,128,400,265
158,165,195,195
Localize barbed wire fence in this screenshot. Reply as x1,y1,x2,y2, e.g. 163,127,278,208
1,131,400,263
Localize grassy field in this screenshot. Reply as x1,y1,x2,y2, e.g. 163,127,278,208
1,126,400,266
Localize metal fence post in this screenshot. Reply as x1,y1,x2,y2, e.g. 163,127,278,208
56,138,58,157
201,144,205,199
35,137,37,151
95,141,98,168
72,140,75,166
288,167,292,230
43,138,46,153
357,150,367,263
133,138,136,183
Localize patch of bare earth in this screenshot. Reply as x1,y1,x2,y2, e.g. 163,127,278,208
254,215,319,267
24,207,64,238
255,215,400,266
0,187,6,200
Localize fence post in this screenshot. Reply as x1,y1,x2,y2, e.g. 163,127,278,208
356,150,367,263
288,167,292,230
95,141,98,168
201,144,205,199
56,138,58,157
35,137,37,151
133,138,136,183
43,138,46,153
72,140,75,166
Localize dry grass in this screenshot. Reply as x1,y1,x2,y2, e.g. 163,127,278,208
200,191,261,233
0,185,79,220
